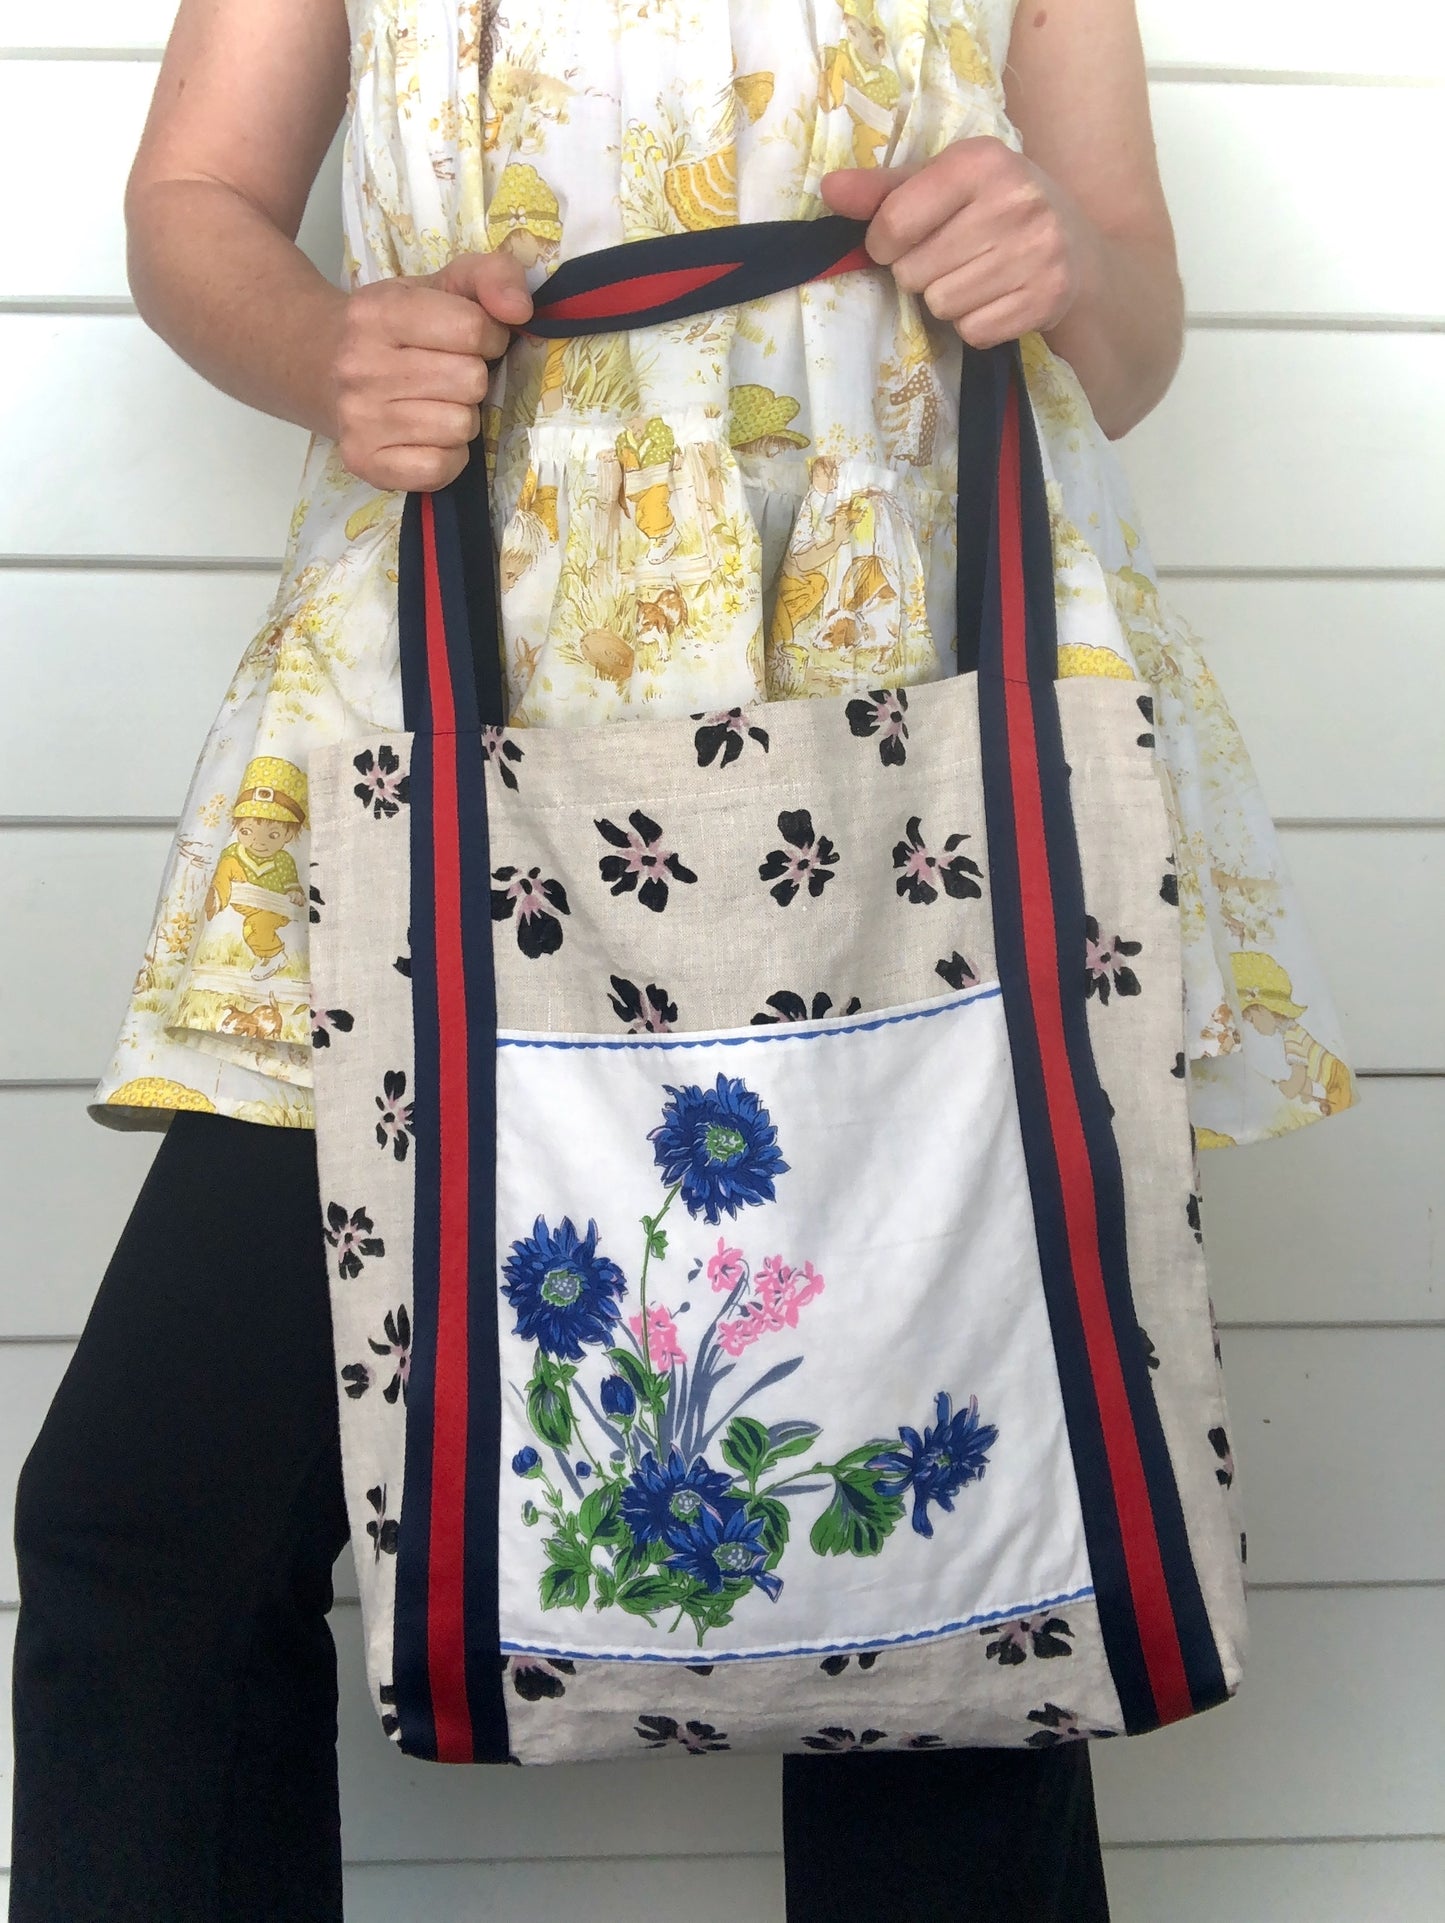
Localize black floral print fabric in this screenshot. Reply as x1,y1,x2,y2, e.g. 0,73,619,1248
492,865,571,957
846,686,909,766
759,810,839,906
692,709,770,769
1084,916,1143,1003
891,817,982,906
595,811,698,912
609,975,678,1033
352,745,409,819
325,1203,384,1280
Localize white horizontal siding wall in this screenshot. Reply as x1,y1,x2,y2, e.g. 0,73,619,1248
2,4,1442,1917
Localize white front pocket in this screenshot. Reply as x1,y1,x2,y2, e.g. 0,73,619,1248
494,982,1095,1663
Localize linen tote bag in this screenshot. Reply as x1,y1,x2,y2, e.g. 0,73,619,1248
307,216,1247,1768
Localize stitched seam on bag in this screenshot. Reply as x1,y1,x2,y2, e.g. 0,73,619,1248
497,1581,1099,1664
496,983,1002,1050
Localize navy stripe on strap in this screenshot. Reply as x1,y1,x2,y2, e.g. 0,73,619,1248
523,215,873,338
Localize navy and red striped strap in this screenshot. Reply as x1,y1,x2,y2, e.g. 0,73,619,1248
968,361,1228,1731
392,218,1226,1763
521,213,873,338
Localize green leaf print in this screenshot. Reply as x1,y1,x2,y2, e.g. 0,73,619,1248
540,1531,592,1611
615,1573,689,1619
578,1482,628,1547
526,1351,576,1450
604,1347,652,1402
679,1582,745,1640
748,1494,790,1571
809,1443,907,1559
721,1415,771,1484
760,1419,823,1469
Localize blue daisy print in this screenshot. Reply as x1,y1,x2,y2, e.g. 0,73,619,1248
667,1504,783,1602
649,1074,789,1224
869,1392,1000,1539
621,1448,741,1549
500,1216,626,1360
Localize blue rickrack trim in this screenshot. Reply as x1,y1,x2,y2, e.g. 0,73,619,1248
498,1581,1096,1666
496,982,1003,1054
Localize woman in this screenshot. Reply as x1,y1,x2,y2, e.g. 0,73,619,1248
9,3,1357,1919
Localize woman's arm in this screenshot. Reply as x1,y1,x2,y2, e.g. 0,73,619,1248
820,0,1183,439
1005,0,1183,436
124,0,354,439
126,0,530,489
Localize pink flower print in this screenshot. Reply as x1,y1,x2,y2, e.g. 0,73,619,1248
757,1255,825,1328
717,1317,759,1358
792,1259,825,1310
630,1303,687,1369
707,1240,747,1293
717,1256,825,1353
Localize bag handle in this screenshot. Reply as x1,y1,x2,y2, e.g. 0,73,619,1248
397,215,1058,735
386,222,1221,1762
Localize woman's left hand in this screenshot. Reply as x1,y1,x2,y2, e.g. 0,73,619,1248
820,137,1090,349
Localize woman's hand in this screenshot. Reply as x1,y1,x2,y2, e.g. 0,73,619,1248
127,0,541,475
820,138,1088,351
327,254,534,492
817,2,1183,439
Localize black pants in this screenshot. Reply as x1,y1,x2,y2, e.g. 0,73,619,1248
10,1113,1110,1922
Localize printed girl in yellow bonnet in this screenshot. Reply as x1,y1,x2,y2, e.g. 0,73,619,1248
819,0,903,166
203,755,309,983
1231,950,1356,1121
487,163,570,415
615,415,681,557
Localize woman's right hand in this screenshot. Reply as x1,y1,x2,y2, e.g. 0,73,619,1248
328,252,535,492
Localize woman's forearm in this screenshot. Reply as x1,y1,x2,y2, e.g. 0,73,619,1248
125,175,347,440
1002,0,1185,440
1043,219,1185,441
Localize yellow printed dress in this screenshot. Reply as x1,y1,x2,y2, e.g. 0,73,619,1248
93,0,1359,1149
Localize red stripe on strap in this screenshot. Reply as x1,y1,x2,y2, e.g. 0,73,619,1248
525,241,870,332
995,387,1195,1727
418,494,476,1763
813,242,873,281
537,259,739,325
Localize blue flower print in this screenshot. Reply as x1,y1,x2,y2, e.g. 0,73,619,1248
650,1075,789,1225
667,1503,783,1602
601,1374,637,1420
869,1392,999,1539
512,1447,541,1477
501,1216,626,1360
621,1449,741,1549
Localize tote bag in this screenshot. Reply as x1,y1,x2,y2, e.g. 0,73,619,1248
308,216,1246,1767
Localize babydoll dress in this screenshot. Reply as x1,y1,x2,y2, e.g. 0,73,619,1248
92,0,1359,1151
